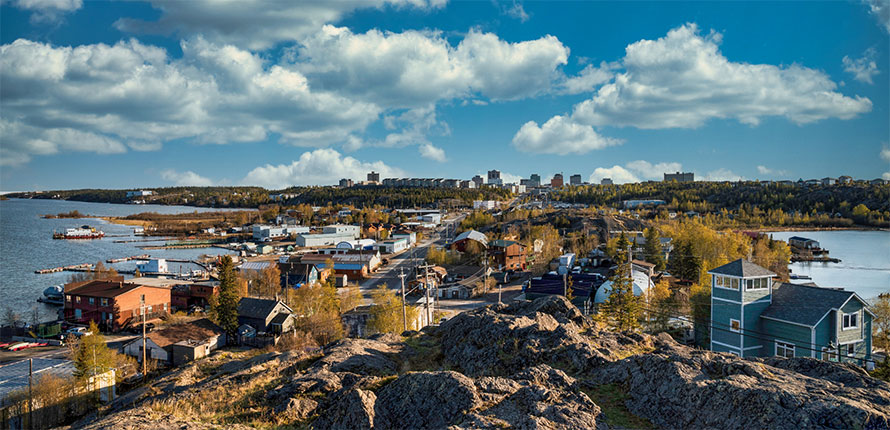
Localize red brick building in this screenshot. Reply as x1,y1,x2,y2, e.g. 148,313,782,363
64,277,172,331
171,281,219,311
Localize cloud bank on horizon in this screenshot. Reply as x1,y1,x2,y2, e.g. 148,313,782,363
1,0,887,189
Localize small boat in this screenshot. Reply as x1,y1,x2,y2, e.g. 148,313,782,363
38,285,65,305
789,274,812,280
53,225,105,240
6,342,28,351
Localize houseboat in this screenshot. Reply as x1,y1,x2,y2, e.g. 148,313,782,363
53,225,105,239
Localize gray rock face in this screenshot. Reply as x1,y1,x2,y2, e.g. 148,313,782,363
588,333,890,429
313,389,377,430
374,371,482,429
437,296,642,376
312,337,400,376
274,397,318,422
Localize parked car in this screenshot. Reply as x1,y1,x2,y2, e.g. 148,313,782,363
64,327,91,339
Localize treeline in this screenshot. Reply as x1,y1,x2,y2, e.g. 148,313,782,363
276,186,513,207
9,185,513,209
551,182,890,227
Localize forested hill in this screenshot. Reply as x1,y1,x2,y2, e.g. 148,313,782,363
6,185,513,209
552,181,890,227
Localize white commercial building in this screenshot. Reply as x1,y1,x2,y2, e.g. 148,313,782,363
380,238,409,254
252,225,309,241
421,213,442,225
392,231,417,245
137,258,168,274
296,232,356,248
322,225,360,239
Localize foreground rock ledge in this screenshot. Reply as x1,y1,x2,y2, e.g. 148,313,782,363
69,296,890,430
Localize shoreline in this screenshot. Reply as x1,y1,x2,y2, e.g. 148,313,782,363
743,226,889,233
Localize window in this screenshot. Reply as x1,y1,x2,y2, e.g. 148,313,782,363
730,319,741,333
75,296,81,303
731,278,739,290
776,341,795,358
74,309,82,319
746,279,754,290
846,343,856,356
66,295,71,302
101,298,109,306
715,276,723,287
842,312,858,330
89,297,95,305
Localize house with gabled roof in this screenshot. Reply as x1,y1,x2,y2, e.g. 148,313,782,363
709,259,874,366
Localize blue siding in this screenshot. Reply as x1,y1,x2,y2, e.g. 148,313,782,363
712,300,742,349
743,300,770,351
813,316,832,359
761,318,812,358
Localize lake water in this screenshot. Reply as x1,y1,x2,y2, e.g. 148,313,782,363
768,230,890,300
0,199,237,321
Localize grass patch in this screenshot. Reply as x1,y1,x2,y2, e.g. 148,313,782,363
581,383,654,430
364,375,398,393
612,344,656,361
400,334,444,372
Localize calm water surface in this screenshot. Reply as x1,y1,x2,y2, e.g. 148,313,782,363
768,230,890,299
0,199,237,321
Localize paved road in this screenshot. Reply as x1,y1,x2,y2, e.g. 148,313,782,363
356,213,465,300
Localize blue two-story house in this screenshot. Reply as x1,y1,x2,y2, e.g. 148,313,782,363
709,259,874,365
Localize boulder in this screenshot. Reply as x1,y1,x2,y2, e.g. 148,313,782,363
374,371,482,429
273,397,318,422
313,389,377,430
587,333,890,429
311,337,399,376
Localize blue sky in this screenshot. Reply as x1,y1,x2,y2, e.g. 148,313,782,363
1,0,888,191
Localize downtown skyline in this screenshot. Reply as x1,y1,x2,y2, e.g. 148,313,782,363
1,0,889,191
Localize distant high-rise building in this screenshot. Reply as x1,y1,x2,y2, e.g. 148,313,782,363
570,174,582,186
472,175,484,188
664,172,694,182
601,178,614,185
487,169,502,185
367,171,380,183
339,178,354,188
551,173,564,188
529,173,541,188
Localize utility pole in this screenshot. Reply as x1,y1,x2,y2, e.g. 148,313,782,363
141,294,146,381
424,264,431,326
28,358,33,428
398,269,408,332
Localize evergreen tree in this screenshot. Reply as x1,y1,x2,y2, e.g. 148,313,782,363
668,240,701,283
71,322,116,381
643,227,666,272
599,248,642,332
213,256,242,337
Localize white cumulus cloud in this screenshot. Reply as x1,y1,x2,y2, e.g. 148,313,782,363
703,168,744,182
160,169,214,186
241,148,405,189
113,0,447,51
864,0,890,33
10,0,82,23
512,115,622,155
756,165,790,177
0,37,380,165
587,160,683,184
571,24,871,129
419,143,447,162
843,48,880,84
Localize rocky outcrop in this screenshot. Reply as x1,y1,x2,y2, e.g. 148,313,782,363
587,333,890,429
436,296,646,376
313,389,377,430
374,371,482,429
67,296,890,430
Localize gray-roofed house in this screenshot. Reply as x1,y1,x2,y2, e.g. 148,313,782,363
709,259,874,367
237,297,295,335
